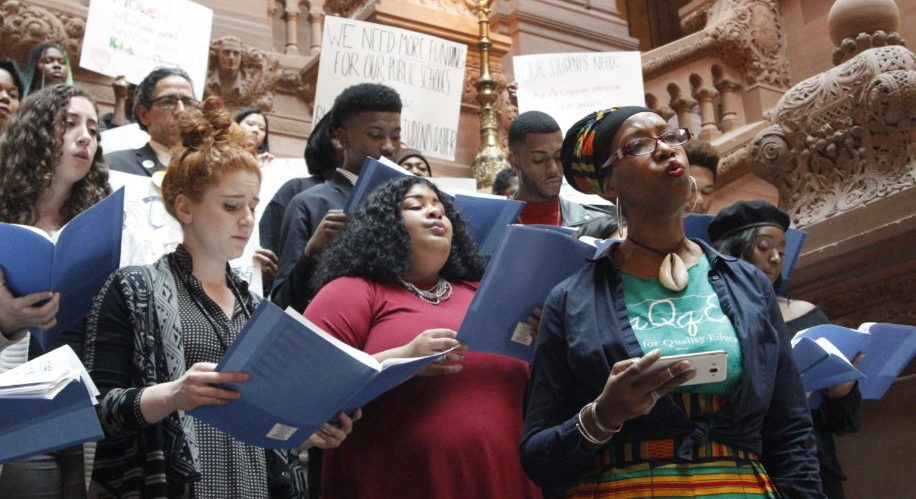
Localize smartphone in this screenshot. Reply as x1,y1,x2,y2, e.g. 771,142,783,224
644,350,729,386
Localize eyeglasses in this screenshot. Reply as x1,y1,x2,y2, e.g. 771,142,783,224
150,95,199,111
604,128,691,169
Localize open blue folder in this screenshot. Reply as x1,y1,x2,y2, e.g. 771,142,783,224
344,157,413,214
457,225,594,362
792,336,864,393
452,194,525,258
0,379,103,464
344,156,525,258
856,323,916,399
792,322,916,399
684,213,806,295
0,188,124,351
190,301,448,449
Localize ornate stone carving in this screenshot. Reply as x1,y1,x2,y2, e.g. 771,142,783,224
834,30,907,65
278,59,319,114
748,44,916,226
0,1,85,65
705,0,790,88
462,66,480,106
716,144,748,180
680,0,713,34
204,36,283,111
495,75,517,152
325,0,365,17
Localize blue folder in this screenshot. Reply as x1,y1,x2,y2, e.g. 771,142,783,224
457,225,594,362
856,323,916,399
791,322,916,400
0,379,103,464
452,194,525,258
0,188,124,351
190,301,447,448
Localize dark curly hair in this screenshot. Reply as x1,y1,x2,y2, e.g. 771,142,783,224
684,140,719,179
311,176,486,292
491,167,517,196
330,83,401,130
233,107,270,154
0,57,24,98
162,97,260,220
0,85,110,225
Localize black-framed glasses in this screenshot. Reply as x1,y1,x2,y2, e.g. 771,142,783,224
151,95,199,111
604,128,691,169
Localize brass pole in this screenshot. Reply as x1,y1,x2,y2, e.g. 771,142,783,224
466,0,508,188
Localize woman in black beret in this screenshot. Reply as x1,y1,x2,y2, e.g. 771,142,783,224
710,199,861,499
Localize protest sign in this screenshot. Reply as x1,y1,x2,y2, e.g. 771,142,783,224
108,161,303,295
514,52,645,135
80,0,212,98
313,16,467,161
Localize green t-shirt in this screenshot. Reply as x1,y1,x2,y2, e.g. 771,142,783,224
621,255,742,395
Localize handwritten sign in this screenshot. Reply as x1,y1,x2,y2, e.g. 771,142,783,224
108,161,304,296
513,52,645,135
80,0,213,98
313,17,467,161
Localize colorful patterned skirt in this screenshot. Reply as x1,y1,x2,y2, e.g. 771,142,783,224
565,394,780,499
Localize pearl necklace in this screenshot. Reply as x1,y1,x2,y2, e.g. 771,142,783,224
625,236,689,292
398,277,453,305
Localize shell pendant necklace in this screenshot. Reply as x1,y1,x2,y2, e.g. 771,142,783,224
625,236,689,291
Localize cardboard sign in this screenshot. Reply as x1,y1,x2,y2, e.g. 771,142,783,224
514,51,645,135
313,16,467,161
80,0,213,98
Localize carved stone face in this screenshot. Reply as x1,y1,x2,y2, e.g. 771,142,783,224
218,41,242,73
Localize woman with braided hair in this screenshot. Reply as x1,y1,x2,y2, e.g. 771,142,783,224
521,107,823,498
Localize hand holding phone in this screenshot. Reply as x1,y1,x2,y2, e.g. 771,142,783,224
642,350,728,386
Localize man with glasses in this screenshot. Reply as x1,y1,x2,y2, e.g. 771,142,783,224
106,67,199,177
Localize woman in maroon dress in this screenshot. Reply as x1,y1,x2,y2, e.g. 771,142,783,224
304,176,542,499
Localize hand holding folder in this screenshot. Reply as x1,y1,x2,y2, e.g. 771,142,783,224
0,188,124,351
189,301,450,448
792,322,916,399
457,225,596,362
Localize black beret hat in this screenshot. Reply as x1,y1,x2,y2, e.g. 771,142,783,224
708,200,790,243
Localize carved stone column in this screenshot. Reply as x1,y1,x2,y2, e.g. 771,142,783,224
307,0,325,55
283,1,302,55
669,95,698,132
692,85,721,140
714,77,743,132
